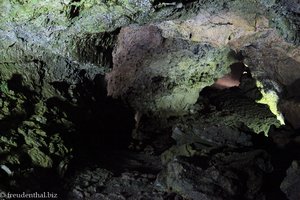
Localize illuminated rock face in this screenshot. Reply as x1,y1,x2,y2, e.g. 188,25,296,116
0,0,299,121
106,24,236,116
104,0,300,126
212,63,246,89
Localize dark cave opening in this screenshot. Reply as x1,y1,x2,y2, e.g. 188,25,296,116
69,0,81,19
212,62,248,90
0,72,138,197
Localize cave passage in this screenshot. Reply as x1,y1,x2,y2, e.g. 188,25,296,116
1,0,300,200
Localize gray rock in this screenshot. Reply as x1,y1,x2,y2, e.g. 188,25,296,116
172,125,253,147
280,160,300,200
66,167,113,200
66,167,184,200
157,148,273,200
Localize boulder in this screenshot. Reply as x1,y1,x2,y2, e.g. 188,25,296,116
281,160,300,200
157,148,273,200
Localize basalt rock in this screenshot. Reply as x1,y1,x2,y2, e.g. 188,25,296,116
157,147,273,200
66,166,183,200
280,160,300,200
0,0,300,199
172,85,281,141
106,24,237,116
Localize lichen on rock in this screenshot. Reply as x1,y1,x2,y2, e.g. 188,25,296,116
0,78,72,170
256,80,285,127
107,24,238,116
0,0,300,198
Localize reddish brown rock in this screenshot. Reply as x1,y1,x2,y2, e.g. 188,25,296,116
106,25,163,98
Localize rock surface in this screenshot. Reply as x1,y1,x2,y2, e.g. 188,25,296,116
157,147,273,200
281,160,300,200
0,0,300,200
106,24,236,115
65,153,182,200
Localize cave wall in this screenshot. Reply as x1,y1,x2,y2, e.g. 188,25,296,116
0,0,299,195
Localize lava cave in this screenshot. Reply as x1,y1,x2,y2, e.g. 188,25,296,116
0,0,300,200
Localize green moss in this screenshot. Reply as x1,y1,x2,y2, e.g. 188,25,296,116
155,87,200,116
0,78,72,169
256,80,285,127
0,136,18,148
268,5,300,45
178,86,283,136
0,81,19,101
149,47,236,116
49,134,70,157
28,147,53,168
0,0,66,23
6,155,21,165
